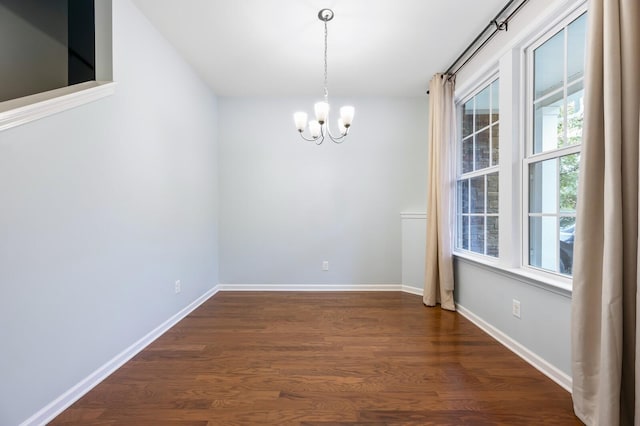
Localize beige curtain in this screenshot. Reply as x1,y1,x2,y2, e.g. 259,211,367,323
424,74,456,311
571,0,640,424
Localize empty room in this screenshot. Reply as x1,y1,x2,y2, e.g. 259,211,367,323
1,0,637,425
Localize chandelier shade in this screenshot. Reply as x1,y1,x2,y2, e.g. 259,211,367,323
294,9,354,144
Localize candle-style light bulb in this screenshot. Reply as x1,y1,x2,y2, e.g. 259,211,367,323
338,118,347,135
309,120,322,138
294,112,308,132
314,102,330,124
340,106,355,127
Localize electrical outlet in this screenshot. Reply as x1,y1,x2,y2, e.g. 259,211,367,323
322,261,329,271
512,299,521,318
175,280,181,294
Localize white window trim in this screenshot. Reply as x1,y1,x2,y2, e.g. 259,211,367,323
0,81,116,132
521,4,586,283
455,73,501,260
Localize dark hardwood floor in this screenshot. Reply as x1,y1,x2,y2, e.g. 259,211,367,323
51,292,582,425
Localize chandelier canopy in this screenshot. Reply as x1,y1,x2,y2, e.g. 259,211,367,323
294,9,354,144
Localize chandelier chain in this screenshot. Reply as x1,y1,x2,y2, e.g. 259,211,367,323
323,19,329,100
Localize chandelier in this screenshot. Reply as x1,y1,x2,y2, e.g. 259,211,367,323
293,8,354,144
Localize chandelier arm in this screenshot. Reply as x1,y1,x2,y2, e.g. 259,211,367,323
324,123,347,142
326,132,346,143
298,131,323,143
325,128,347,143
317,125,330,145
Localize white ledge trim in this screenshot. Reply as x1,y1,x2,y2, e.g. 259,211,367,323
0,81,116,132
400,212,427,219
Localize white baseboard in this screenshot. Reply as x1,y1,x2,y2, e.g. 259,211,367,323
401,285,423,296
218,282,426,298
456,304,572,393
218,283,403,292
21,285,220,426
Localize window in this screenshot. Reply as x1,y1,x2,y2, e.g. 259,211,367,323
0,1,113,132
525,12,586,276
456,78,500,257
452,1,587,289
0,0,96,103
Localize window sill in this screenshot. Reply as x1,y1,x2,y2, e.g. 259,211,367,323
453,251,572,298
0,81,116,132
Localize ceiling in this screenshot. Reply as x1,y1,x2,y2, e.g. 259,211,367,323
131,0,507,97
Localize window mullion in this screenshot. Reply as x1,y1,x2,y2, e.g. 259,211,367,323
525,144,581,164
460,165,500,180
489,88,493,167
556,157,561,272
472,98,477,172
484,174,488,255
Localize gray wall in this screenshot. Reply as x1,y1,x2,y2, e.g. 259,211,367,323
0,1,219,424
218,97,428,285
454,259,572,374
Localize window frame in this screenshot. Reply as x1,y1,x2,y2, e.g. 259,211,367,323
454,71,501,262
521,6,587,282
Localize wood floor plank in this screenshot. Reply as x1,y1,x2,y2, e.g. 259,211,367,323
50,292,582,425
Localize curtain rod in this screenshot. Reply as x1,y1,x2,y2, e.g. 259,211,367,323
426,0,529,94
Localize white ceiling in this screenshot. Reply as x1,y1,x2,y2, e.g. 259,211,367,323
131,0,507,97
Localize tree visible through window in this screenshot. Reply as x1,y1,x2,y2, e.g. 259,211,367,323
527,12,586,276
